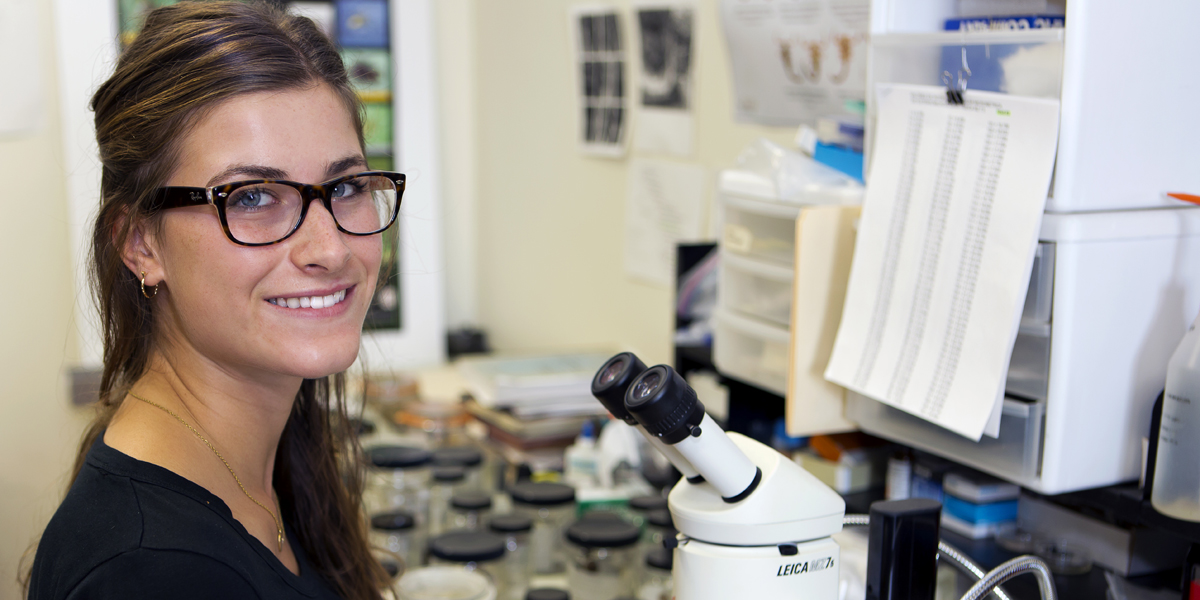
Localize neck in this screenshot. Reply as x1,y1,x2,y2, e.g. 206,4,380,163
134,346,303,494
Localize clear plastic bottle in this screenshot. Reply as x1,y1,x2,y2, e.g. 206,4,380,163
564,422,600,490
1152,310,1200,522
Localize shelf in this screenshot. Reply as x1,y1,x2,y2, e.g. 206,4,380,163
872,29,1065,47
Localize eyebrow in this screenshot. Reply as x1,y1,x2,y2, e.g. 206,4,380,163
327,155,369,178
203,155,370,187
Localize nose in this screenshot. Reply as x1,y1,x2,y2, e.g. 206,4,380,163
288,199,351,272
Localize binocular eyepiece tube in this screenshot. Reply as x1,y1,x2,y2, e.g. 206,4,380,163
591,353,762,503
592,353,704,483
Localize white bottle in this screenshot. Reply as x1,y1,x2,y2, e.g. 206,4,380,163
564,421,600,490
1152,310,1200,522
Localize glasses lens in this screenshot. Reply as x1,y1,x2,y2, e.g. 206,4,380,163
330,175,398,234
222,183,303,244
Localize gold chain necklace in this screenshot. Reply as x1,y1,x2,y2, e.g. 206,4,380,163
128,391,286,552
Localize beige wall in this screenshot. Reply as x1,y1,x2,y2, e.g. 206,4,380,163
463,0,797,365
0,2,89,597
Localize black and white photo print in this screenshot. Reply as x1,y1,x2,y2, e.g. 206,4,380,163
574,8,627,155
637,7,693,109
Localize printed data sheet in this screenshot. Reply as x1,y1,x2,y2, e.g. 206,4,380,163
825,84,1060,440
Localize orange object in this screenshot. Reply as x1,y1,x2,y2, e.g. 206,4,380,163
809,431,887,462
1168,192,1200,205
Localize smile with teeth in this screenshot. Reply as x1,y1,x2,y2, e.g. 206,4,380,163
267,289,348,309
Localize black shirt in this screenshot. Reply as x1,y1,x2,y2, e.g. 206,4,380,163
29,435,342,599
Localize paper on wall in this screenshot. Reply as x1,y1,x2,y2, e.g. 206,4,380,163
786,205,860,437
824,84,1060,441
570,5,628,157
633,0,695,157
625,159,707,287
719,0,869,126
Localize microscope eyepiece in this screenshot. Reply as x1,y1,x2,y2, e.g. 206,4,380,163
591,352,647,425
624,365,705,445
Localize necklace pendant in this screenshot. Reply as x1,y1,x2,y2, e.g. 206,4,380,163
278,531,285,552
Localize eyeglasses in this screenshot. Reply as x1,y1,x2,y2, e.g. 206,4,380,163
149,171,405,246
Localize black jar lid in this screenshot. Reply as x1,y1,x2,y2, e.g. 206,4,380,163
525,589,570,600
451,491,493,510
509,482,575,506
433,446,484,467
645,547,673,571
366,445,432,469
370,510,416,531
428,531,506,563
565,517,640,548
433,465,467,483
629,495,668,512
645,508,673,529
489,513,533,533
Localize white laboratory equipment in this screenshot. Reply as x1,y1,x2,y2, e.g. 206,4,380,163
848,208,1200,494
843,0,1200,495
589,353,1056,600
593,355,845,600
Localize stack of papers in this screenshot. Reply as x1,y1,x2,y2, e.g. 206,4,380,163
457,352,614,419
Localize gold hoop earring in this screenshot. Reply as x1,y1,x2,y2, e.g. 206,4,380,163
140,271,159,299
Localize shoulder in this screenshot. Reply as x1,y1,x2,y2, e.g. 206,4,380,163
30,440,260,600
66,548,260,600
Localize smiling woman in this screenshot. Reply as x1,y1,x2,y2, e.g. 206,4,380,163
25,2,395,599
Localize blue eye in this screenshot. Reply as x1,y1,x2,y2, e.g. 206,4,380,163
226,186,277,210
332,180,364,199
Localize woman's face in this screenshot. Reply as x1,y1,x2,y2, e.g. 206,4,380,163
143,84,381,383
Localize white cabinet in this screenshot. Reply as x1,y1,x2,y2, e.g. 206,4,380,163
848,0,1200,493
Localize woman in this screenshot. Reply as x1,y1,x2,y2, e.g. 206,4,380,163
28,2,396,598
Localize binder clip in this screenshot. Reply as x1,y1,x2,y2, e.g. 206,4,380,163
943,47,971,105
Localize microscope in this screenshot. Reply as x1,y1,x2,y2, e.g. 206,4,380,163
591,353,845,600
592,353,1057,600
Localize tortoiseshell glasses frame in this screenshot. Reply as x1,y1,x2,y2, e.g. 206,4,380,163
148,170,405,247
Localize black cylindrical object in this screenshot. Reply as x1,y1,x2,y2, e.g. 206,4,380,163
624,365,705,444
591,352,649,424
866,498,941,600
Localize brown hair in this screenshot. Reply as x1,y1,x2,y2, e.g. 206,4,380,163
49,2,386,598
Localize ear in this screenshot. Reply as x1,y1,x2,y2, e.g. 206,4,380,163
119,216,165,288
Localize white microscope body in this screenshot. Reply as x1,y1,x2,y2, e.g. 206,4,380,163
591,355,845,600
670,430,844,600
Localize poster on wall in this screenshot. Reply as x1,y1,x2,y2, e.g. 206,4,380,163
632,0,695,157
719,0,869,126
570,6,627,157
624,159,707,287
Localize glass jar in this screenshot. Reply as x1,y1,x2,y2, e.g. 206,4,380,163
627,495,667,530
366,445,432,516
370,510,422,573
428,531,509,597
394,401,473,448
397,565,497,600
565,516,641,600
435,446,488,492
450,491,494,531
429,465,468,536
489,513,534,600
638,548,673,600
509,482,576,575
641,509,675,556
